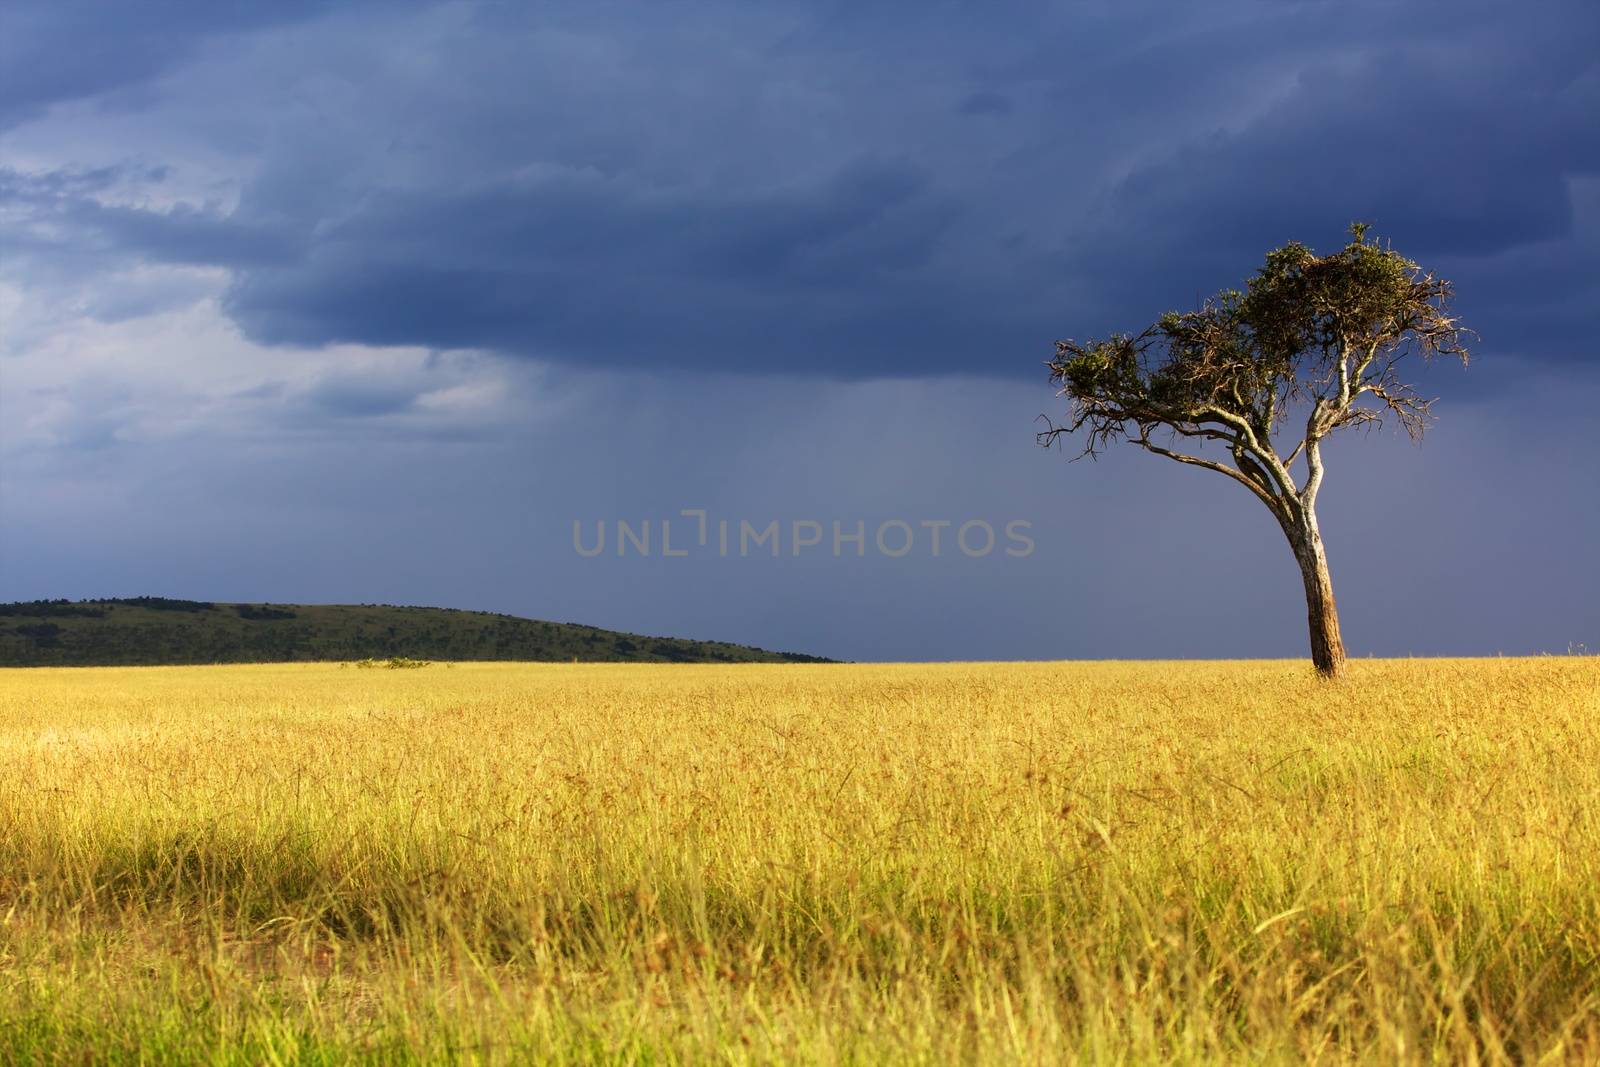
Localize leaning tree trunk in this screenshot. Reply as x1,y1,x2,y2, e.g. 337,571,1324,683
1285,512,1346,679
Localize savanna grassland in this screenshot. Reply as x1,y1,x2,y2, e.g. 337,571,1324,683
1,660,1596,1064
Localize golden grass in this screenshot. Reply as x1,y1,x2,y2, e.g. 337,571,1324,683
0,659,1596,1063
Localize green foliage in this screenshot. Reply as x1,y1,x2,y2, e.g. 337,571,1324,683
108,596,218,612
14,623,62,647
235,604,297,621
0,601,833,666
0,600,106,619
1239,226,1457,382
1044,224,1469,453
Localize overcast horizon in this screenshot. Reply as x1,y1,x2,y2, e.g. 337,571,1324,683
2,0,1596,662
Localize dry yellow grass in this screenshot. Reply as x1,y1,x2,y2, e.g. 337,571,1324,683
0,659,1596,1063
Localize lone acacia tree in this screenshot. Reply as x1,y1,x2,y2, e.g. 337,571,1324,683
1040,225,1470,678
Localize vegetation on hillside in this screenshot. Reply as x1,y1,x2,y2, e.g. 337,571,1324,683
1,659,1595,1062
0,598,830,666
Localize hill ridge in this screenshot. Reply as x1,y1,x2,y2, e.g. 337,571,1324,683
0,599,834,666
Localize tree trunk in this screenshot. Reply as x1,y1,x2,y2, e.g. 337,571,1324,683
1287,518,1346,679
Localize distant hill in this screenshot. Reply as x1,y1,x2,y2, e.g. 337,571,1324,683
0,598,833,666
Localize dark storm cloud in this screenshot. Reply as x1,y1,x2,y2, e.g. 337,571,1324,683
1064,10,1600,350
302,377,419,419
5,0,1597,374
73,199,300,268
0,164,157,200
0,164,298,324
2,0,1596,663
0,1,342,129
219,160,1028,373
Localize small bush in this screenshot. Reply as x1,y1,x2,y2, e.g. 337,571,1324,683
236,605,297,621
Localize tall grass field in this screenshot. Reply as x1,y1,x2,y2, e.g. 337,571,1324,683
2,660,1596,1063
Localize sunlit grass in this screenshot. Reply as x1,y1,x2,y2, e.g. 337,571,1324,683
1,659,1596,1063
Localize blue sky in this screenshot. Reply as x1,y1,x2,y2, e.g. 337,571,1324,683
1,0,1596,660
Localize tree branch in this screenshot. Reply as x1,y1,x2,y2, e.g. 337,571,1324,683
1132,429,1288,519
1302,436,1326,508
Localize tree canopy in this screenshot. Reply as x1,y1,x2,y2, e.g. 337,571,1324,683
1042,224,1470,523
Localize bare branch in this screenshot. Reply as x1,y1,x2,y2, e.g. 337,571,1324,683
1132,429,1289,519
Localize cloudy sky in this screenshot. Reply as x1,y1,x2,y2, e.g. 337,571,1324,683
2,0,1595,661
